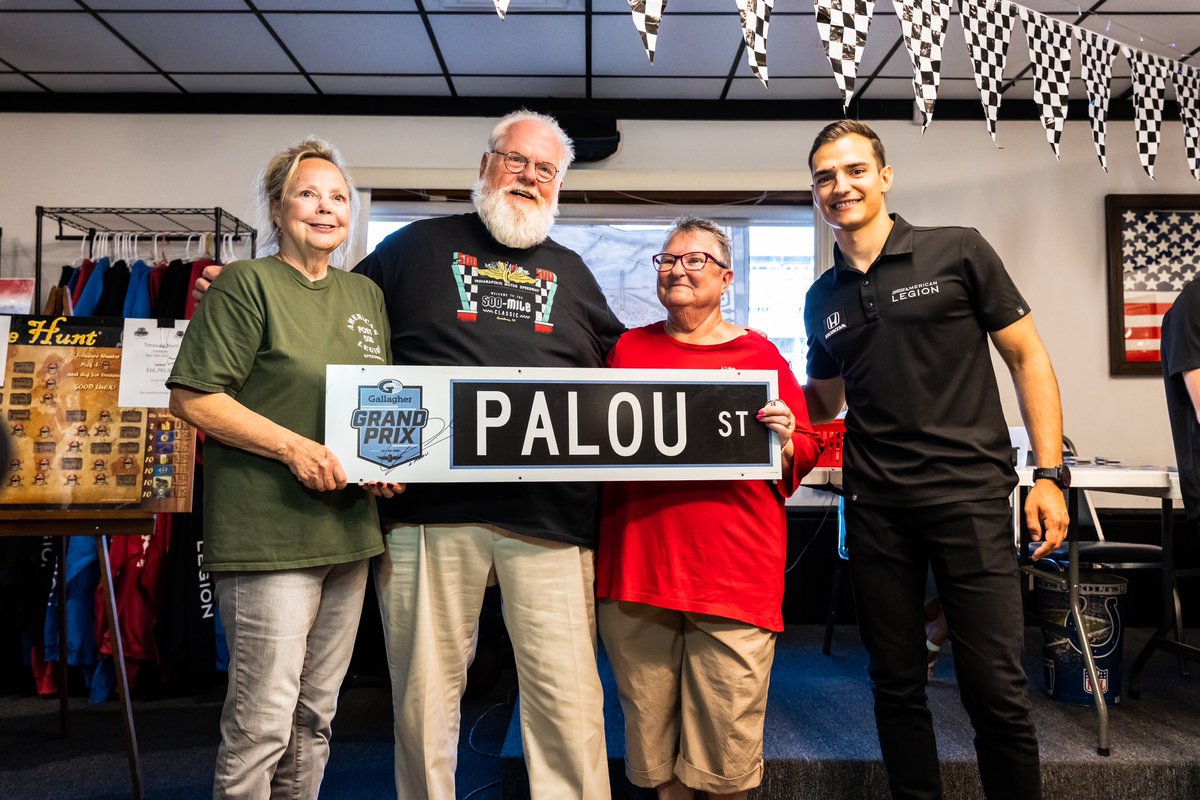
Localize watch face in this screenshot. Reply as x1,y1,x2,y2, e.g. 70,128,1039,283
1036,464,1071,489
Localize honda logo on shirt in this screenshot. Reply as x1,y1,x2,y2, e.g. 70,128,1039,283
824,306,848,340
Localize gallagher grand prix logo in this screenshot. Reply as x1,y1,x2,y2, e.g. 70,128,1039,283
351,379,429,468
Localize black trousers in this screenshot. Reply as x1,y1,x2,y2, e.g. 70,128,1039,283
844,498,1041,800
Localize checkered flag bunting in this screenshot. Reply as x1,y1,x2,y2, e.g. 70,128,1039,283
1018,7,1073,159
895,0,952,131
960,0,1017,145
1124,46,1172,179
1075,26,1119,172
1173,63,1200,182
493,0,509,20
735,0,774,87
813,0,876,112
628,0,669,64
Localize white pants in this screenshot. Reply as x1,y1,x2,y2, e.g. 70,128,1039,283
374,523,610,800
213,559,369,800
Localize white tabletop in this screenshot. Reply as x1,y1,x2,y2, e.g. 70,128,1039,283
799,465,1180,501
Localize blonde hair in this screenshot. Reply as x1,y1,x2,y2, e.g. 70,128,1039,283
257,136,358,266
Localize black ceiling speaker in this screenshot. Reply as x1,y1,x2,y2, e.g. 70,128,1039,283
557,113,621,163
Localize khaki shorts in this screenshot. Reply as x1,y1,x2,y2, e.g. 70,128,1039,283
598,599,777,794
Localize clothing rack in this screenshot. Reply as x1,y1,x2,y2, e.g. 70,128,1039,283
33,207,257,306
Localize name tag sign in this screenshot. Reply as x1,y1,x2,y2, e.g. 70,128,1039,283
325,365,781,483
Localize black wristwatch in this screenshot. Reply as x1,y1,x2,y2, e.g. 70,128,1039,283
1033,464,1072,489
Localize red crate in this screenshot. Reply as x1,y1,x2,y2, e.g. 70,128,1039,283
815,420,845,467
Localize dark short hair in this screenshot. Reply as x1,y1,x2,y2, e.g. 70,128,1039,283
808,120,887,172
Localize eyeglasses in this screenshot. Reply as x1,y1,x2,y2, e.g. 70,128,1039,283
492,151,559,183
651,252,727,271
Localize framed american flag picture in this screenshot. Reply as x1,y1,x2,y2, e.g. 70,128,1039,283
1106,194,1200,376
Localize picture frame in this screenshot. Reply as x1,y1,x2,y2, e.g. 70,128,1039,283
1105,194,1200,377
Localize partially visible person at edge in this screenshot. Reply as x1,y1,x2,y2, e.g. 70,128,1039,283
597,216,822,800
193,111,624,799
168,137,399,799
802,120,1070,800
1162,279,1200,518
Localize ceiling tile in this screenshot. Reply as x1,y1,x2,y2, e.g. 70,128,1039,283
452,75,585,97
934,77,1003,101
846,10,906,77
0,1,78,8
591,0,730,12
256,0,418,9
730,11,850,79
428,0,584,10
96,1,247,8
726,77,854,100
592,77,726,100
313,75,450,95
172,74,317,94
267,13,438,73
429,14,586,74
591,13,740,77
0,12,153,72
35,73,179,92
0,74,45,91
101,12,297,72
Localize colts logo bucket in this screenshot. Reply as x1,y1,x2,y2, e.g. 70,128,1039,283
351,379,429,468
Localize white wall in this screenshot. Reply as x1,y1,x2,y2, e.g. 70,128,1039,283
0,112,1197,505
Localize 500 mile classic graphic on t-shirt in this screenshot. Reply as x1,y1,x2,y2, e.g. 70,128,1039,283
451,252,557,334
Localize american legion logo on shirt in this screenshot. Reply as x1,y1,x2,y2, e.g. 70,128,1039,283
350,379,429,468
450,252,557,334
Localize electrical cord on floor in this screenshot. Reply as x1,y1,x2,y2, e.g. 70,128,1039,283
784,495,837,574
462,778,502,799
467,700,513,758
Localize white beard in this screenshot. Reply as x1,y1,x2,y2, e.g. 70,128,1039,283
472,179,558,250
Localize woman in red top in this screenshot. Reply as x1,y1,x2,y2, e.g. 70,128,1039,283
597,217,822,800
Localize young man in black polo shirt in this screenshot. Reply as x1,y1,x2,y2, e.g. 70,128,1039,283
802,120,1069,800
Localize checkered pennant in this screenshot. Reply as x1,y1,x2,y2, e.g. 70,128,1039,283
1173,63,1200,182
1123,46,1172,179
1074,26,1119,172
894,0,952,131
1018,6,1073,160
735,0,774,87
813,0,877,112
493,0,509,20
628,0,669,64
960,0,1018,145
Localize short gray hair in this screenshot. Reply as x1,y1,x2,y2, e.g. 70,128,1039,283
487,110,575,175
663,216,732,268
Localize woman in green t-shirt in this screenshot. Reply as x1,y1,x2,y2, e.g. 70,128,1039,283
168,138,400,800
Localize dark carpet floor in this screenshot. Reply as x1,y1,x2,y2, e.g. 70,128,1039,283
2,626,1198,800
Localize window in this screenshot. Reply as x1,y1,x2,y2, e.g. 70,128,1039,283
367,193,818,378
